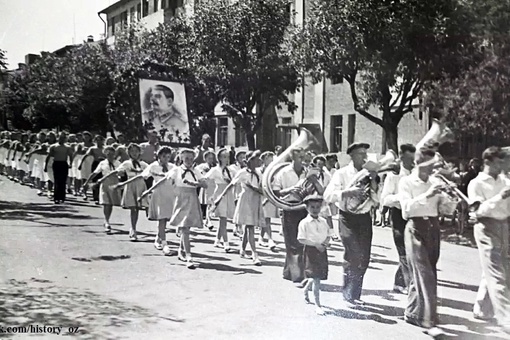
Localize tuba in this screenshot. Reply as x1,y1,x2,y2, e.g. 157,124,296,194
416,118,455,157
262,128,322,211
344,150,399,214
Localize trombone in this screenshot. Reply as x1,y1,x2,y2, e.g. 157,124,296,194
433,173,481,212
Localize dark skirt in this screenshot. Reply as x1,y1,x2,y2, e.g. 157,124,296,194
304,246,328,280
282,209,308,282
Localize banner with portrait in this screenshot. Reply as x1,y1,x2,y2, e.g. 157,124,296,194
139,78,190,143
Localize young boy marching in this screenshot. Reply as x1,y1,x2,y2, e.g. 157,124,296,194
298,194,331,316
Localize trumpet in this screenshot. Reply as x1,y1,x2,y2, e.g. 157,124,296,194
433,173,481,212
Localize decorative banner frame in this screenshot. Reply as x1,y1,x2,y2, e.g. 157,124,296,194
139,78,191,145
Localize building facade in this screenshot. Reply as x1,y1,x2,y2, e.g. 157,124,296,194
98,0,430,155
99,0,193,45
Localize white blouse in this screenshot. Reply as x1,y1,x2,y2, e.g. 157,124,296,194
166,165,204,188
142,161,175,182
93,159,121,176
205,166,234,185
117,159,148,178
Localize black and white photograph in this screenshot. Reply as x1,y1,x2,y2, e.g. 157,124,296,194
1,0,510,339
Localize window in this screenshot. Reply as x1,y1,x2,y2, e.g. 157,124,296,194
110,16,117,34
137,3,142,19
142,0,149,17
153,0,159,13
235,128,247,147
218,117,229,147
331,115,343,152
107,17,114,37
348,114,356,145
130,6,136,22
281,117,292,148
120,11,128,30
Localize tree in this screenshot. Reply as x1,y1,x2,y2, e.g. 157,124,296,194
293,0,475,152
424,1,510,149
193,0,299,149
4,42,114,133
108,19,222,144
0,49,7,70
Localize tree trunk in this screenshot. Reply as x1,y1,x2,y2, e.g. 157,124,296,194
384,123,398,153
246,131,256,150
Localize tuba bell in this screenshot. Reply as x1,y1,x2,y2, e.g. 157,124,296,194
416,118,455,156
343,150,399,214
262,128,322,211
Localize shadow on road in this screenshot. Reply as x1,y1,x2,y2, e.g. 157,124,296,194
71,255,132,263
438,279,479,293
0,278,183,339
0,200,96,224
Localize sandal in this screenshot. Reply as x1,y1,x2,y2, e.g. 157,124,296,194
104,223,111,233
186,259,196,269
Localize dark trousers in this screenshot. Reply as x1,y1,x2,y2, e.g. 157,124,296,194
52,161,69,202
91,160,101,201
391,207,410,289
338,210,372,301
282,209,308,282
405,217,440,328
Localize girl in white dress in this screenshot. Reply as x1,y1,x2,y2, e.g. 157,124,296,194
139,147,176,253
231,150,263,266
228,150,246,238
195,151,216,230
83,146,121,233
145,149,207,268
111,144,149,241
258,151,278,251
207,148,235,252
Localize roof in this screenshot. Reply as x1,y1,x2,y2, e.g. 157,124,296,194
98,0,132,14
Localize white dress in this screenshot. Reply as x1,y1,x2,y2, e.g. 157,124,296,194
117,160,149,209
233,168,264,226
195,163,214,205
168,165,204,228
93,159,121,206
143,161,176,221
205,166,235,219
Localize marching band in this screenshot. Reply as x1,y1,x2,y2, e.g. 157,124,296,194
1,123,510,338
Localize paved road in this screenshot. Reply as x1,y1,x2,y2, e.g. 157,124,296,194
0,176,509,340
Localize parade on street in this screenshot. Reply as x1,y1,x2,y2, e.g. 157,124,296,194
2,0,510,339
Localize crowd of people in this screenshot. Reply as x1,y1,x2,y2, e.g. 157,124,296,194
1,127,509,338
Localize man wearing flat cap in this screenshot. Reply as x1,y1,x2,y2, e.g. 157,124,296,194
274,147,324,284
324,142,379,306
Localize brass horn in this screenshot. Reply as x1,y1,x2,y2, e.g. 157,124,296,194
261,128,322,211
343,150,399,214
416,118,455,155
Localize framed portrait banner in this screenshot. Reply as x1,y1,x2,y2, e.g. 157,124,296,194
139,78,191,144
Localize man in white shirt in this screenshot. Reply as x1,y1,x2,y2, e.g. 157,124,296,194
323,142,379,305
398,149,458,336
380,144,416,294
468,147,510,334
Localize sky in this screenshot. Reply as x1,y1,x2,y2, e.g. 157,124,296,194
0,0,116,68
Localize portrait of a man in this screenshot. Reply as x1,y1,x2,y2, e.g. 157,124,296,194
139,79,190,143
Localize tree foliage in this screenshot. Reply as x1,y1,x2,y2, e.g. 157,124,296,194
0,49,7,70
194,0,299,149
293,0,475,151
1,43,114,133
425,0,510,148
